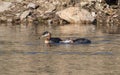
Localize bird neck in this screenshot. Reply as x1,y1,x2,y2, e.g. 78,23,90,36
45,35,51,44
46,34,51,40
45,39,50,44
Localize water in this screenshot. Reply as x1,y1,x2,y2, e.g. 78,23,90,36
0,23,120,75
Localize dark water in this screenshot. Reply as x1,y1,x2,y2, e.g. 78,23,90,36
0,23,120,75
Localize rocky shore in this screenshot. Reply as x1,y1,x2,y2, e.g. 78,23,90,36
0,0,119,25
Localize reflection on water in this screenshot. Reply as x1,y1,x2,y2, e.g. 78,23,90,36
0,23,120,75
97,24,120,34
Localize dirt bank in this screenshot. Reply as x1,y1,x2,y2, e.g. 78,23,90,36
0,0,119,25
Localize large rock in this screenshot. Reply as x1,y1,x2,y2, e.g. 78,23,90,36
56,7,95,23
15,0,23,2
0,2,12,12
38,2,56,13
20,10,31,20
27,3,38,9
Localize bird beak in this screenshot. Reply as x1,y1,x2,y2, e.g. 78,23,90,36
38,35,44,39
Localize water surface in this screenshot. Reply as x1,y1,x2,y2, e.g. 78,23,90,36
0,23,120,75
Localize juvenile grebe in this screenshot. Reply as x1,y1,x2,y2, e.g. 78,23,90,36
41,31,91,44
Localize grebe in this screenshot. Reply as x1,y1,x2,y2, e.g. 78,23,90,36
41,31,62,44
41,31,91,44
